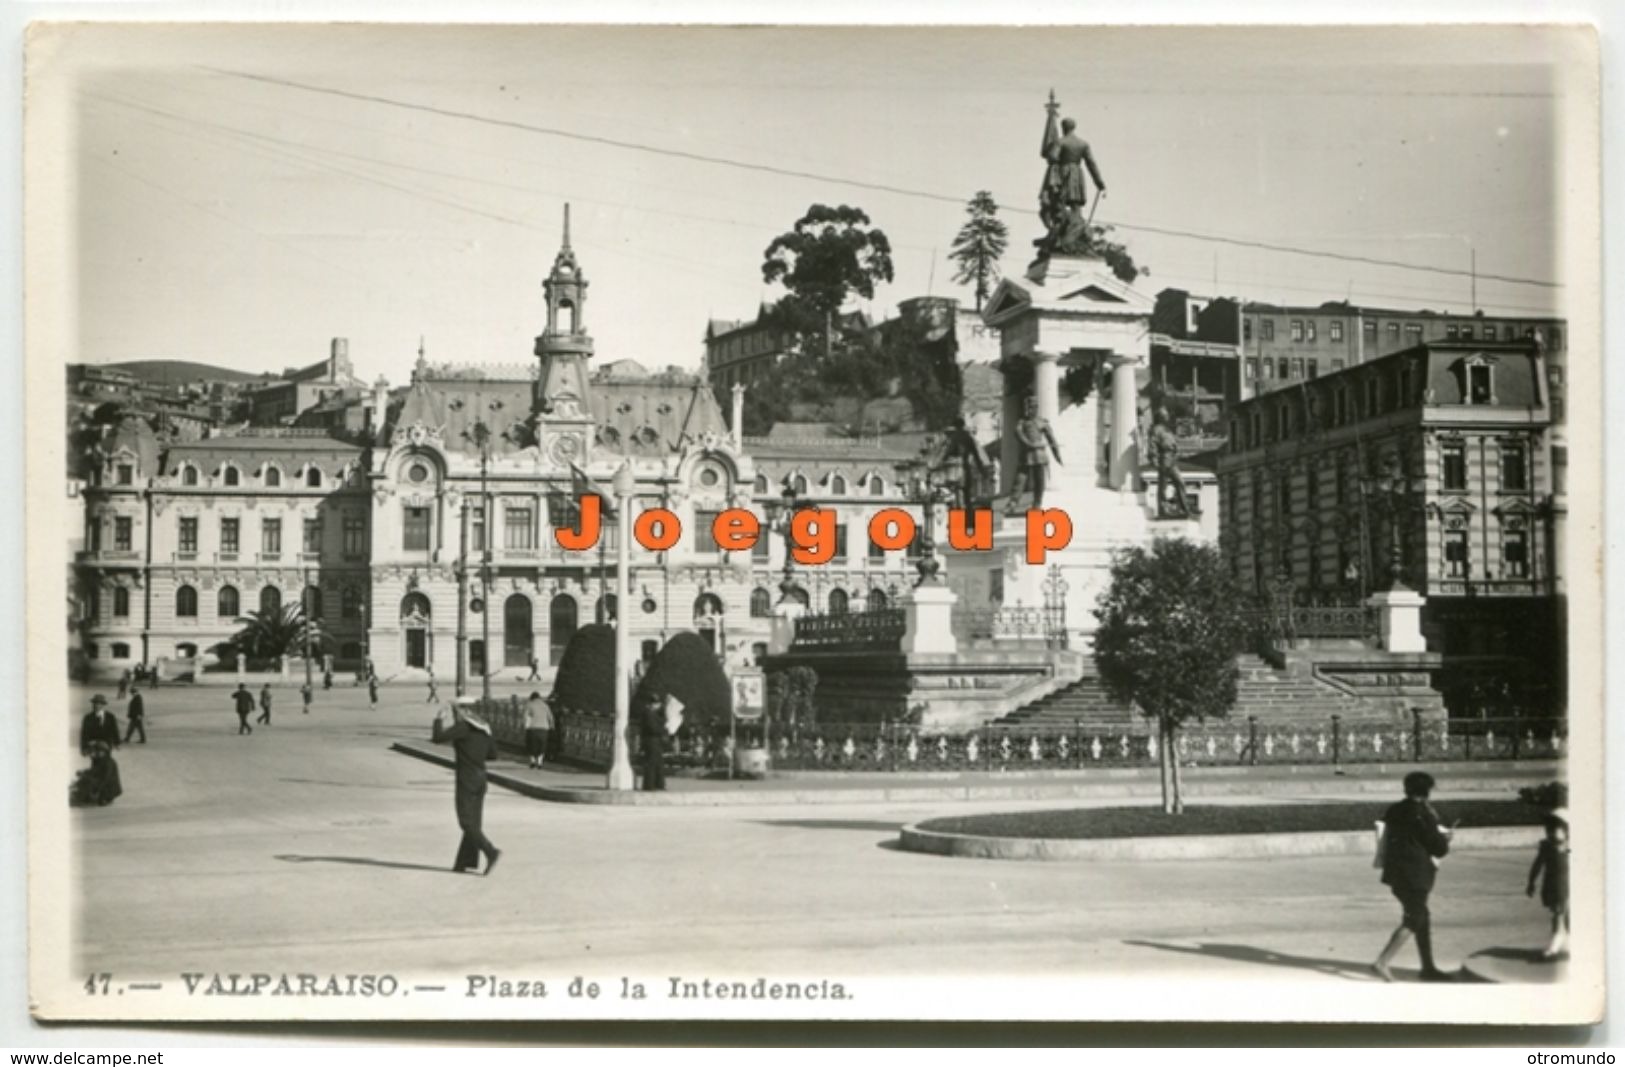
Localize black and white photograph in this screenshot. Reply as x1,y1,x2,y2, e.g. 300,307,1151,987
19,18,1605,1028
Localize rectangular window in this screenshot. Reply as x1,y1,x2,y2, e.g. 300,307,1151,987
403,507,430,552
1386,322,1400,342
113,586,130,618
1243,320,1253,342
1550,326,1563,348
1306,321,1318,342
1334,461,1347,505
176,517,194,553
1442,441,1467,491
303,518,322,554
1501,441,1528,491
1469,365,1493,404
1329,321,1344,342
262,518,282,555
1363,321,1376,343
1278,476,1291,517
504,507,534,551
1445,530,1470,578
754,525,773,560
833,523,849,561
112,516,132,552
1553,444,1567,496
1405,323,1423,341
1245,359,1258,381
89,520,102,552
469,507,486,553
547,492,579,531
1306,465,1320,506
1502,529,1529,578
342,515,365,557
1446,324,1459,339
1307,359,1319,379
1262,360,1275,381
117,464,133,486
868,533,886,561
1331,358,1345,372
694,509,723,554
1262,320,1275,341
1459,324,1474,340
1290,320,1304,342
221,518,240,553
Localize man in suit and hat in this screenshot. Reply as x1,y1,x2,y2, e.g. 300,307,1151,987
80,694,121,756
433,698,502,875
123,686,147,744
1373,770,1454,981
232,682,256,735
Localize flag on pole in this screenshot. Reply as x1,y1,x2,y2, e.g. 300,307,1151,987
570,462,617,519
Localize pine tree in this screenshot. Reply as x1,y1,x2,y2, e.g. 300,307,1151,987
948,191,1009,313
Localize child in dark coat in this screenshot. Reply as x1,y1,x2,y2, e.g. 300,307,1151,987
1527,809,1570,959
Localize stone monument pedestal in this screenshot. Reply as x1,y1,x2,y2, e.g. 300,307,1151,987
1368,586,1429,654
767,599,805,656
901,581,959,655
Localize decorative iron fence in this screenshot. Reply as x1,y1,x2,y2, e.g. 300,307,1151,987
955,605,1067,647
758,714,1564,772
790,609,906,652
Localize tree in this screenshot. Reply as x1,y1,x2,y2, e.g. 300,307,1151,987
949,191,1009,312
761,204,895,360
638,632,733,731
220,604,329,664
1092,539,1248,813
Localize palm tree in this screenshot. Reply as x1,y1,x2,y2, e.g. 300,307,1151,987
220,605,329,664
949,191,1009,313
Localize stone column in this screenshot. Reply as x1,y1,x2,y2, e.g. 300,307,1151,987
1031,350,1061,425
1109,355,1140,492
730,383,746,448
999,369,1022,498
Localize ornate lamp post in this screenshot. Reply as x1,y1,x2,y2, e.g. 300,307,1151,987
900,438,952,587
1362,453,1428,591
607,460,636,791
766,479,802,606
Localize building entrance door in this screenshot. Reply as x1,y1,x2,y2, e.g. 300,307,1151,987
405,630,426,668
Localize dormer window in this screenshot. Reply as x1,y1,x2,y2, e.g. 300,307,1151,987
306,468,322,488
265,466,281,487
223,465,239,487
1469,364,1493,404
116,464,133,486
868,474,885,496
830,474,847,495
182,466,198,487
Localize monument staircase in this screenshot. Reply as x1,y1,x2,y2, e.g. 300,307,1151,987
994,654,1379,729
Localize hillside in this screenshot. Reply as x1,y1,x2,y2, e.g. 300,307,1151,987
98,360,271,386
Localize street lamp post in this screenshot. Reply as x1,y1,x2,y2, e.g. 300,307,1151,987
462,418,495,701
455,499,468,698
1362,453,1428,591
900,438,951,587
607,460,636,791
302,565,314,697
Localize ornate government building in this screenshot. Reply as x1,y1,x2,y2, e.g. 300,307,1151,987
73,213,930,682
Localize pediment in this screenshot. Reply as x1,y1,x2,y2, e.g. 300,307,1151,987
981,280,1032,325
1058,284,1128,304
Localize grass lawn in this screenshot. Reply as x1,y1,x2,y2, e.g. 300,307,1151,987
916,800,1546,840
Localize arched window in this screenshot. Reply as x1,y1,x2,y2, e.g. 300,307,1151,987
176,584,198,618
306,468,322,488
828,588,849,615
869,475,886,496
260,586,282,617
869,588,888,610
753,474,769,494
791,474,809,495
693,592,725,620
217,585,240,619
548,594,577,666
182,466,198,486
303,586,323,620
265,467,282,487
750,587,773,617
831,474,847,495
504,594,533,668
223,466,239,487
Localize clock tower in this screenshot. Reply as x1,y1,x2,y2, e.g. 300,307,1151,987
534,204,594,468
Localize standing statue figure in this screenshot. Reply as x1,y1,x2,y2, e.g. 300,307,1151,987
1037,90,1107,257
941,416,992,511
1147,402,1191,519
1007,396,1063,514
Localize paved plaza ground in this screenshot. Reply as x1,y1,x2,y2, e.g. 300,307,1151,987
64,681,1557,987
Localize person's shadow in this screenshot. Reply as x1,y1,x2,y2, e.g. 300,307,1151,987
275,854,458,874
1124,939,1383,981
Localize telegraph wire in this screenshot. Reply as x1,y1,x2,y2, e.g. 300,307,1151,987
201,65,1563,291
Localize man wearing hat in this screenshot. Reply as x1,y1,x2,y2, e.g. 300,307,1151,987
232,682,256,735
123,686,147,744
1373,770,1454,981
432,698,502,875
80,694,121,756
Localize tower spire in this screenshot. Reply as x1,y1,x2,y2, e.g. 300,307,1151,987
562,203,571,253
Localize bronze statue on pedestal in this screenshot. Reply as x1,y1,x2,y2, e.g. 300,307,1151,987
1037,90,1107,258
1007,396,1063,514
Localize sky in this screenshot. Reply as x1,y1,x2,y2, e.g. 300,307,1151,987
26,23,1587,388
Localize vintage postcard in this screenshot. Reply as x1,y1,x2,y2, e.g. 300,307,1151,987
23,22,1603,1025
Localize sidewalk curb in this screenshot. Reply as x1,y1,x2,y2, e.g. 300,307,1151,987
896,823,1543,862
390,740,1561,808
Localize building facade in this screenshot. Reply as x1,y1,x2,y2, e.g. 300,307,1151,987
1216,339,1563,708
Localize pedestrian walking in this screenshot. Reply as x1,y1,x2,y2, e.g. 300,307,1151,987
432,699,501,875
258,683,273,725
368,674,379,710
1527,808,1571,959
523,692,553,769
123,686,147,744
526,654,541,682
116,669,132,700
233,683,256,735
426,671,439,704
1372,770,1454,982
301,681,314,714
637,687,669,792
